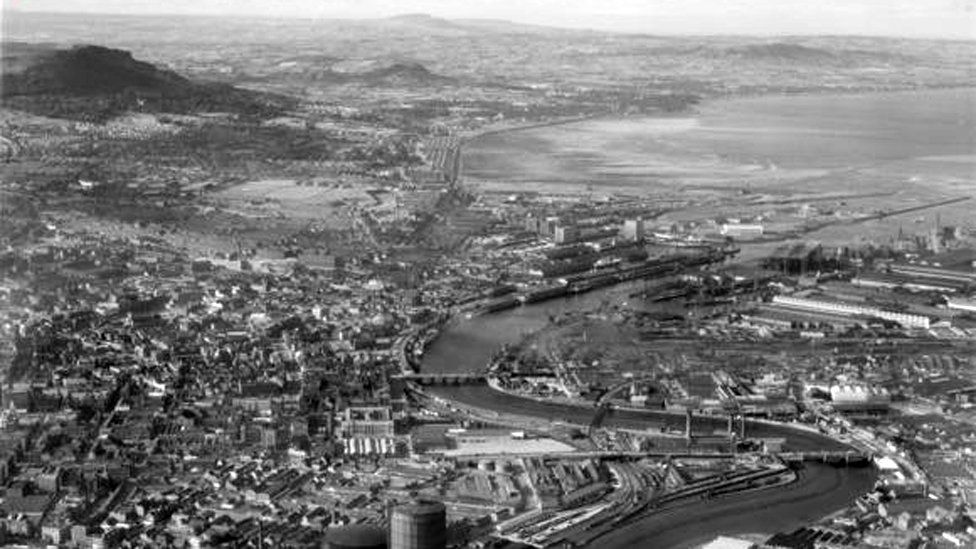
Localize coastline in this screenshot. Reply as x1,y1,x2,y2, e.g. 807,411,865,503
460,83,976,145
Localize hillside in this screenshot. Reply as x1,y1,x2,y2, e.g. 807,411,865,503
724,43,839,62
1,43,293,121
253,59,455,88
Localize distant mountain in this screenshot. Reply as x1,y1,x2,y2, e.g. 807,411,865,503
384,13,465,29
379,13,584,37
719,41,913,66
357,62,455,86
268,59,455,87
723,42,838,62
1,43,293,121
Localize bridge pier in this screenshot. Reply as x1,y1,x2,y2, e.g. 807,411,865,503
726,413,745,442
399,373,487,386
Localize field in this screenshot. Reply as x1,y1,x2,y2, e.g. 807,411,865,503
212,178,377,227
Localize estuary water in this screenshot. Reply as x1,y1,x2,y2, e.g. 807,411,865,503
463,87,976,191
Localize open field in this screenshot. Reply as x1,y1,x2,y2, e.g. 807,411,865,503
212,178,378,227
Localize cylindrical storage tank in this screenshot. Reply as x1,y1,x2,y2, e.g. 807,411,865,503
389,501,446,549
322,525,387,549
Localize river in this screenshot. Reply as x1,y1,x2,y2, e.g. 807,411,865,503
420,280,877,547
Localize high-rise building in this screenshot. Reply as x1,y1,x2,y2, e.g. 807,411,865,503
620,218,645,242
389,501,446,549
554,225,579,244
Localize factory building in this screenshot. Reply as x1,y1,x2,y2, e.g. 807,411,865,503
339,406,400,456
772,295,931,329
851,273,960,294
720,223,764,239
946,298,976,314
888,263,976,285
830,384,891,413
340,407,395,438
389,501,446,549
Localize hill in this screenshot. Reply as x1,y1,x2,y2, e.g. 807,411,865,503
1,43,293,121
724,43,838,62
355,61,456,86
263,59,455,88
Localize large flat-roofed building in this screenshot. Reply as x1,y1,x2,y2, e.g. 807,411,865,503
340,406,395,438
772,295,931,329
720,223,764,239
888,263,976,285
852,273,961,294
830,384,891,412
946,298,976,314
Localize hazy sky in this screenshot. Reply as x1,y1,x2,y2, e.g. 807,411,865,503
4,0,976,39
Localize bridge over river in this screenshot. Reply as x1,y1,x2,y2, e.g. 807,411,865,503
394,373,487,385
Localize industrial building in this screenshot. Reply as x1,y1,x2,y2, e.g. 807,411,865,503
389,501,446,549
946,298,976,314
772,295,931,329
829,384,891,413
340,407,395,438
339,406,400,456
851,273,961,294
720,223,764,239
888,263,976,285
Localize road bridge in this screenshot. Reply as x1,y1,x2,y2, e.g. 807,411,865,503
779,450,873,465
397,373,487,386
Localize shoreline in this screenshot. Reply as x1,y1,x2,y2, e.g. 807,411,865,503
461,83,976,144
485,358,856,449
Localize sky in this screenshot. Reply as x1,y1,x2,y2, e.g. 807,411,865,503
4,0,976,40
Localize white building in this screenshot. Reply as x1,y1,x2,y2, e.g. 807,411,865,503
946,298,976,314
772,295,931,329
720,223,764,239
620,218,645,242
830,384,891,411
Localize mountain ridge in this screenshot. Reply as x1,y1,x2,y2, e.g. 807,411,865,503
1,43,293,121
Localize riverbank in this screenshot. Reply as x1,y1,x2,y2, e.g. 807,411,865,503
418,281,877,547
603,461,876,549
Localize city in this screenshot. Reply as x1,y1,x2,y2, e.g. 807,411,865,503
1,3,976,549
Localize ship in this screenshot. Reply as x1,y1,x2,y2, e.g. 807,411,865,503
521,283,570,304
480,295,521,314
